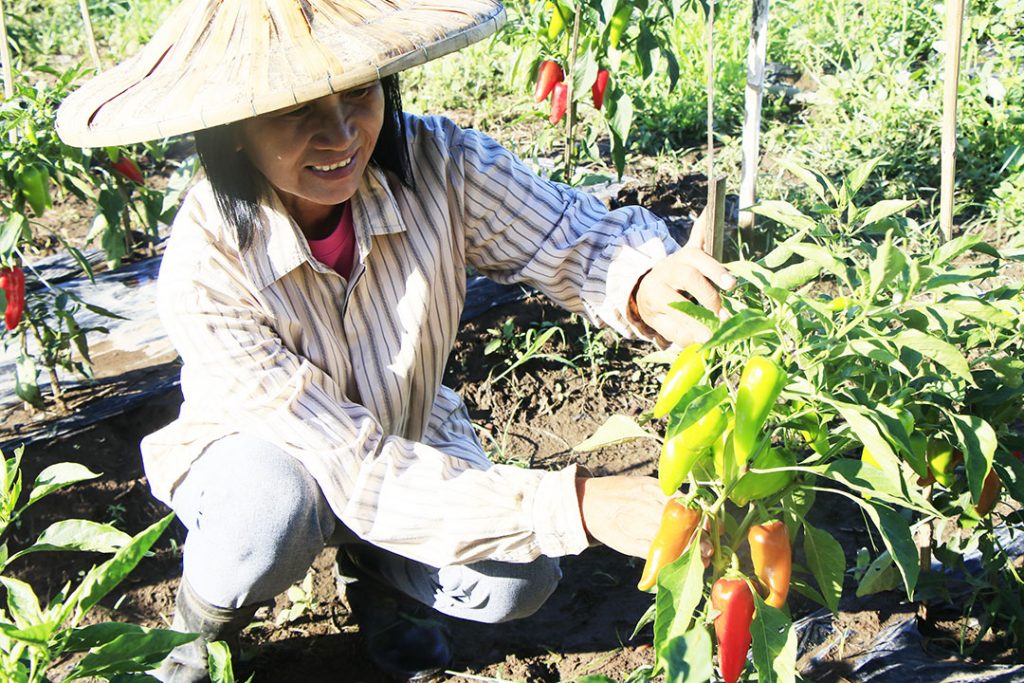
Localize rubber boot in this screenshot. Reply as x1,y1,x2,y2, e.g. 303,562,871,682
153,578,260,683
335,547,453,681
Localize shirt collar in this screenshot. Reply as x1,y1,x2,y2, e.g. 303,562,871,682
242,164,408,291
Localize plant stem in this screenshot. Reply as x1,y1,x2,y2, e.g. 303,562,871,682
564,6,582,180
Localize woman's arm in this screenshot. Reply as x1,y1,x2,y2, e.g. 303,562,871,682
443,117,730,343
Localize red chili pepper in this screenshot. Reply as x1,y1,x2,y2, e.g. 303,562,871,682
111,156,145,184
591,69,610,110
748,520,791,608
711,577,755,683
534,60,564,103
549,82,568,124
975,469,1002,516
1,266,25,331
636,500,701,591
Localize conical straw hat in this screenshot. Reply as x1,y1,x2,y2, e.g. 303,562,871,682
56,0,505,147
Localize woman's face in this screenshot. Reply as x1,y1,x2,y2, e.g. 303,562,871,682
238,82,385,236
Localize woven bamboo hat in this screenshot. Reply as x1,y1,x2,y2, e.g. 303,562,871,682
56,0,505,147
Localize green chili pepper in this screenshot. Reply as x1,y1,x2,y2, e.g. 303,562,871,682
652,343,706,418
608,4,631,49
734,356,787,464
546,1,569,40
16,164,51,217
659,405,727,495
729,447,796,506
926,440,961,488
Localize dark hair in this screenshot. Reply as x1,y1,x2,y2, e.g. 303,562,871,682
193,73,413,251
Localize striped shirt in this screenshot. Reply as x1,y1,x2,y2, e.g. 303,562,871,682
141,114,679,568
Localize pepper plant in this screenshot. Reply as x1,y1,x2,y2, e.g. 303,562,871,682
0,62,195,412
0,446,191,681
579,162,1024,680
506,0,693,180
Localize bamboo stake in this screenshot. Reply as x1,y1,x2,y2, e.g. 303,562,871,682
79,0,101,71
738,0,770,231
702,0,725,260
0,0,14,143
939,0,966,242
0,0,13,101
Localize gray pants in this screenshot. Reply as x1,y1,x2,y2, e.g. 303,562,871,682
170,433,562,624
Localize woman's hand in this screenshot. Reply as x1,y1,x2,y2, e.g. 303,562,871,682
576,476,714,565
634,212,736,347
576,476,670,558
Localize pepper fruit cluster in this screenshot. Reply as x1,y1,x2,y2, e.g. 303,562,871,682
533,61,612,124
655,351,788,498
1,266,26,331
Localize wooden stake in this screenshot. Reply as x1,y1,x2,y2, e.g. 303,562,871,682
79,0,101,71
0,0,15,143
0,0,14,101
702,0,725,260
704,175,727,261
939,0,966,242
739,0,770,231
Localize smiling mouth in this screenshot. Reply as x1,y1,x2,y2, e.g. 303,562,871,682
309,156,354,172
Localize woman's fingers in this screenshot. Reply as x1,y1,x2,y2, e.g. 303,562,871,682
635,246,737,347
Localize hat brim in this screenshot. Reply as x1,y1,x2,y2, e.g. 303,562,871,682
56,0,506,147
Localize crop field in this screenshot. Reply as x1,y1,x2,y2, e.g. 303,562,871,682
0,0,1022,681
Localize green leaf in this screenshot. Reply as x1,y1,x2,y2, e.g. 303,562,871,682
855,550,902,597
702,309,774,352
0,213,28,257
748,200,817,232
891,329,974,384
802,522,844,613
666,385,728,438
0,576,45,628
786,243,847,279
867,232,905,301
66,625,198,679
845,157,883,195
861,199,915,228
668,300,721,330
772,259,822,290
72,513,176,614
571,47,600,103
15,354,46,410
660,626,714,683
930,233,986,266
9,520,131,563
608,92,634,143
818,459,934,514
834,403,901,476
949,413,997,504
654,538,706,653
750,593,796,683
207,641,237,683
773,159,833,203
0,621,53,646
28,463,101,507
574,414,656,452
858,502,918,599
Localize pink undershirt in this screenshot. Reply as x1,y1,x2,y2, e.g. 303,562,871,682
307,202,356,279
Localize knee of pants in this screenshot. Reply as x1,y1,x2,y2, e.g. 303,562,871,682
436,556,562,624
175,436,335,608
